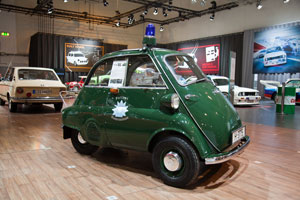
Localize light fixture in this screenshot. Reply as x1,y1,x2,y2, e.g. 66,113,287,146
64,0,68,2
163,8,168,17
140,14,145,21
168,0,172,11
153,7,158,15
256,0,262,9
283,0,290,3
211,1,216,9
47,7,53,14
47,0,53,14
143,8,148,16
160,25,164,32
103,0,108,7
210,13,215,21
115,20,120,27
128,14,135,25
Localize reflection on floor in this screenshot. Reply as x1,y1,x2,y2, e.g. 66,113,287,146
236,99,300,130
0,101,300,199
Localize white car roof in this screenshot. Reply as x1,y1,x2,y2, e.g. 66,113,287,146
69,51,84,54
12,66,56,71
207,75,228,80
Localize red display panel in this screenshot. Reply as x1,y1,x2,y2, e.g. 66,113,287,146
178,44,220,74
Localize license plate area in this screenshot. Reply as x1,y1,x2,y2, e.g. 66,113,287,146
232,126,246,144
34,89,52,94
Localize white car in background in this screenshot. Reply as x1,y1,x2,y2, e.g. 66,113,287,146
207,75,261,106
67,51,88,66
263,46,287,67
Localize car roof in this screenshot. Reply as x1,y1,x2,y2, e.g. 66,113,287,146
69,51,83,53
103,48,181,58
207,75,228,79
12,66,55,71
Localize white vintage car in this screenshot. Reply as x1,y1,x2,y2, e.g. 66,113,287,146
0,67,66,112
66,51,88,66
207,75,261,105
263,46,287,67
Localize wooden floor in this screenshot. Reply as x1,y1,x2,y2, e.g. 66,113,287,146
0,103,300,200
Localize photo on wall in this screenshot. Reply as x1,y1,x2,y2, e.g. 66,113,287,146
178,44,220,74
253,25,300,74
64,39,104,72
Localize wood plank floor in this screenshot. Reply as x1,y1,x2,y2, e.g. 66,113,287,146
0,103,300,200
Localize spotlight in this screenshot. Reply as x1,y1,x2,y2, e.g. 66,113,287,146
103,0,108,7
210,13,215,21
64,0,68,2
47,7,53,14
143,8,148,16
153,7,158,15
128,14,135,25
283,0,290,3
115,20,120,27
163,8,168,17
160,25,164,32
168,0,172,11
200,0,206,6
256,0,262,9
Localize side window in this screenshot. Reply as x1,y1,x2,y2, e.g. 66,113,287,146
126,55,165,88
87,59,113,86
5,68,15,81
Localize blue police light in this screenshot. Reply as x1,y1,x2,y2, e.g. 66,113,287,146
143,24,156,47
145,24,155,37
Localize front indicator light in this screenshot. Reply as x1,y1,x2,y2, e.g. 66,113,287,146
171,94,180,109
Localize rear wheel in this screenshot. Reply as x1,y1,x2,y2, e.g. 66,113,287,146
54,102,63,112
152,136,203,188
71,131,98,155
0,98,5,106
8,97,17,112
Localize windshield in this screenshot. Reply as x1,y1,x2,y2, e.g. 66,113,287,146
213,78,228,86
286,80,300,88
75,53,84,57
266,46,282,53
165,55,206,86
18,69,58,81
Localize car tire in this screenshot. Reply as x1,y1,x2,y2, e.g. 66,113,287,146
71,131,98,155
0,98,5,106
54,102,63,112
8,97,17,112
152,136,202,188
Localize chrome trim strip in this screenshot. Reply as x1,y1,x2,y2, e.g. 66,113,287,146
11,97,62,101
153,51,221,152
85,85,167,90
205,137,250,165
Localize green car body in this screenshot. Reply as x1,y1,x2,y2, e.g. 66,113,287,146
62,47,250,187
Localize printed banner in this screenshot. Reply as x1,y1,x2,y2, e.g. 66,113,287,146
64,40,104,72
253,25,300,74
178,44,220,74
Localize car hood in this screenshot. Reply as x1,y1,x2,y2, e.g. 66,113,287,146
234,86,258,93
265,51,286,58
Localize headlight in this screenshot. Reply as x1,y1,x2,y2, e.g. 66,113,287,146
171,93,180,109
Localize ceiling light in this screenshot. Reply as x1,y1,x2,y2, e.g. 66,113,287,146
103,0,108,7
210,13,215,21
200,0,206,6
211,1,216,9
143,8,148,16
153,7,158,15
47,7,53,14
160,25,164,32
168,0,172,11
256,0,262,9
163,8,168,17
115,20,120,27
283,0,290,3
64,0,68,2
128,14,135,25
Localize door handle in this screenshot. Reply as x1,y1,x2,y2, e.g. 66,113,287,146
185,94,198,100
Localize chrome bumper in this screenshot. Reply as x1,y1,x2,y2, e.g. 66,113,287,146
205,136,250,165
11,96,62,103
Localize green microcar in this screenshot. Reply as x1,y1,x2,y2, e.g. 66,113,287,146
62,25,250,188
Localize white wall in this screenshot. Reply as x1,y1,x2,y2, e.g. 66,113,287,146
158,0,300,44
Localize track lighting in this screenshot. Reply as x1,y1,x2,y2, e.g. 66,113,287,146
103,0,108,7
160,25,164,32
210,13,215,21
115,20,120,27
153,7,158,15
163,8,168,17
283,0,290,3
47,7,53,14
143,8,148,16
256,0,262,9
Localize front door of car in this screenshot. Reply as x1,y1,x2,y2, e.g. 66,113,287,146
103,55,169,151
0,68,14,101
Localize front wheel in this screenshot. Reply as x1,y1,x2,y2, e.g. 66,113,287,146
54,102,63,112
152,136,203,188
71,131,98,155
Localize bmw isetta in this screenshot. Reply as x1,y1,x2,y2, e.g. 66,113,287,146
62,24,250,188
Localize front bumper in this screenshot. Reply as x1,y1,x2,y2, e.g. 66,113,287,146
205,136,250,165
11,96,62,103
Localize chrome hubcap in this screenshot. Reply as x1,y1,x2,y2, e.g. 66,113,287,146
77,133,87,144
163,151,182,172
